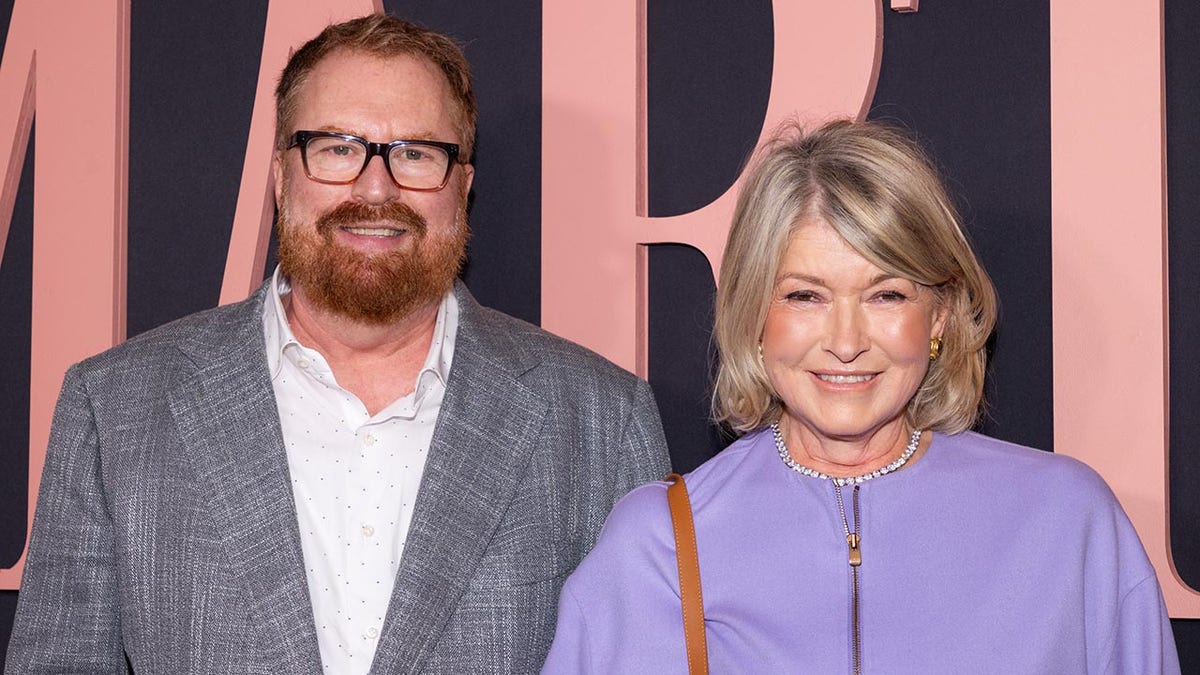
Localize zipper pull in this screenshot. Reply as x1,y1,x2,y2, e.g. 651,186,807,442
846,532,861,567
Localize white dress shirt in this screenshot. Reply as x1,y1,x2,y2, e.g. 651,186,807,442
263,269,458,674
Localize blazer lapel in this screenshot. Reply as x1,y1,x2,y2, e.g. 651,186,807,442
372,285,549,673
168,289,322,672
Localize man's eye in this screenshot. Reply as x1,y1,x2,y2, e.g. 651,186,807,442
400,147,430,162
320,143,358,157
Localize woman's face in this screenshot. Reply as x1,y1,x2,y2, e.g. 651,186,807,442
761,218,947,445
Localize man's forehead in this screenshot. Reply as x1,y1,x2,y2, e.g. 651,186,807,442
310,123,442,142
286,49,461,143
306,48,442,86
298,51,452,108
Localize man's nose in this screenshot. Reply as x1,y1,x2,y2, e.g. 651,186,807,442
351,155,404,204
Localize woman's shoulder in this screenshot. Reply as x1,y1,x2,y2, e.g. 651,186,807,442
682,428,774,490
597,479,672,543
596,429,775,546
934,430,1117,503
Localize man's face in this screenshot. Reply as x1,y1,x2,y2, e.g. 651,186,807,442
272,49,475,324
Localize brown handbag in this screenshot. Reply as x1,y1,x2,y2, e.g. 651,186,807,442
665,473,709,674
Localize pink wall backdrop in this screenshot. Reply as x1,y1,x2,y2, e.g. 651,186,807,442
3,0,1200,664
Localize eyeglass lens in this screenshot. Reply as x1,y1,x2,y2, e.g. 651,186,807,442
304,136,451,189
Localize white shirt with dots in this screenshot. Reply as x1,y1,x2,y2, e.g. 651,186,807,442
263,269,458,675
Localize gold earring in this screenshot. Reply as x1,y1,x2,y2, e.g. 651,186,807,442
758,343,764,363
929,337,942,360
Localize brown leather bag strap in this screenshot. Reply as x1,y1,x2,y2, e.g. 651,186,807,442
665,473,709,675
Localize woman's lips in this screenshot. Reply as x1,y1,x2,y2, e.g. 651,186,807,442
814,372,877,384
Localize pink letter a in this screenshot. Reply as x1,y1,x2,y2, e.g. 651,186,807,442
0,0,130,589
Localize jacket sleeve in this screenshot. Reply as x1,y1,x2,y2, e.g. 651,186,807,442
5,364,126,673
564,374,671,569
610,377,671,500
542,482,686,674
1103,574,1181,674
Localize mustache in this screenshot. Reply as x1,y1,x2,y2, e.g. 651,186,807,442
316,201,428,236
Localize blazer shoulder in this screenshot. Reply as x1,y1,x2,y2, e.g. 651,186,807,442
70,287,267,388
455,285,642,390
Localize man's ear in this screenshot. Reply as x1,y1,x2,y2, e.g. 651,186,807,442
460,162,475,197
271,151,285,204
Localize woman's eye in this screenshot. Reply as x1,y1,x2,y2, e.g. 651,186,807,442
785,290,820,302
874,290,908,302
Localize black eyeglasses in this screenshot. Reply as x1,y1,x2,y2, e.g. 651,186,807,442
287,130,462,191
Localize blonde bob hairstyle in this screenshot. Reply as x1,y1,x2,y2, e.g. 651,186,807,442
713,119,997,435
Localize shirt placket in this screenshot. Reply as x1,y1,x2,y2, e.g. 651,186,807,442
348,419,388,649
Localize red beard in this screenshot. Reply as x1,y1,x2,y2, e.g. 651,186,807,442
276,195,468,325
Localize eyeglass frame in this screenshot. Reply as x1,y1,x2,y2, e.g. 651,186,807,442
286,130,463,192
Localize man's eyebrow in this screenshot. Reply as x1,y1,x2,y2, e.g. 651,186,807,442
310,125,441,142
314,124,357,135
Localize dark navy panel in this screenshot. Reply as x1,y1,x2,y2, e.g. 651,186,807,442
1166,0,1200,591
871,4,1053,452
127,1,268,336
1172,618,1200,673
0,131,32,569
0,0,28,666
388,1,543,325
0,590,15,671
646,244,726,472
645,0,772,463
647,0,773,218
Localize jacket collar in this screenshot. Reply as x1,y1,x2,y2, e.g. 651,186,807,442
371,281,550,672
167,283,323,671
168,281,550,671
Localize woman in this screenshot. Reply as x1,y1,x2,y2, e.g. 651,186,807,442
542,119,1179,673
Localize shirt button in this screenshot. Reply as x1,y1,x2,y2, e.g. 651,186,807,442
363,434,376,447
361,524,375,538
365,626,379,639
298,358,310,369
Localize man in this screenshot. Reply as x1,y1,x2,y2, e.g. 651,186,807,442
6,14,669,674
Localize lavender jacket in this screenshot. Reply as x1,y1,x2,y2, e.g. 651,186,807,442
544,429,1179,673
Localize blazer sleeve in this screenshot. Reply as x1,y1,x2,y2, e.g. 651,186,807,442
610,378,671,497
6,364,126,673
543,482,685,674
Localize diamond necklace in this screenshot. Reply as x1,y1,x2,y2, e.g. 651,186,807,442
770,424,923,487
771,424,923,675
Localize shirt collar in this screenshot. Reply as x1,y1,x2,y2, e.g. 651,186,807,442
262,266,458,387
262,267,297,380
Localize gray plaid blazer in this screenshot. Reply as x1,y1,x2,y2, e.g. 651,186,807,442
6,281,669,674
